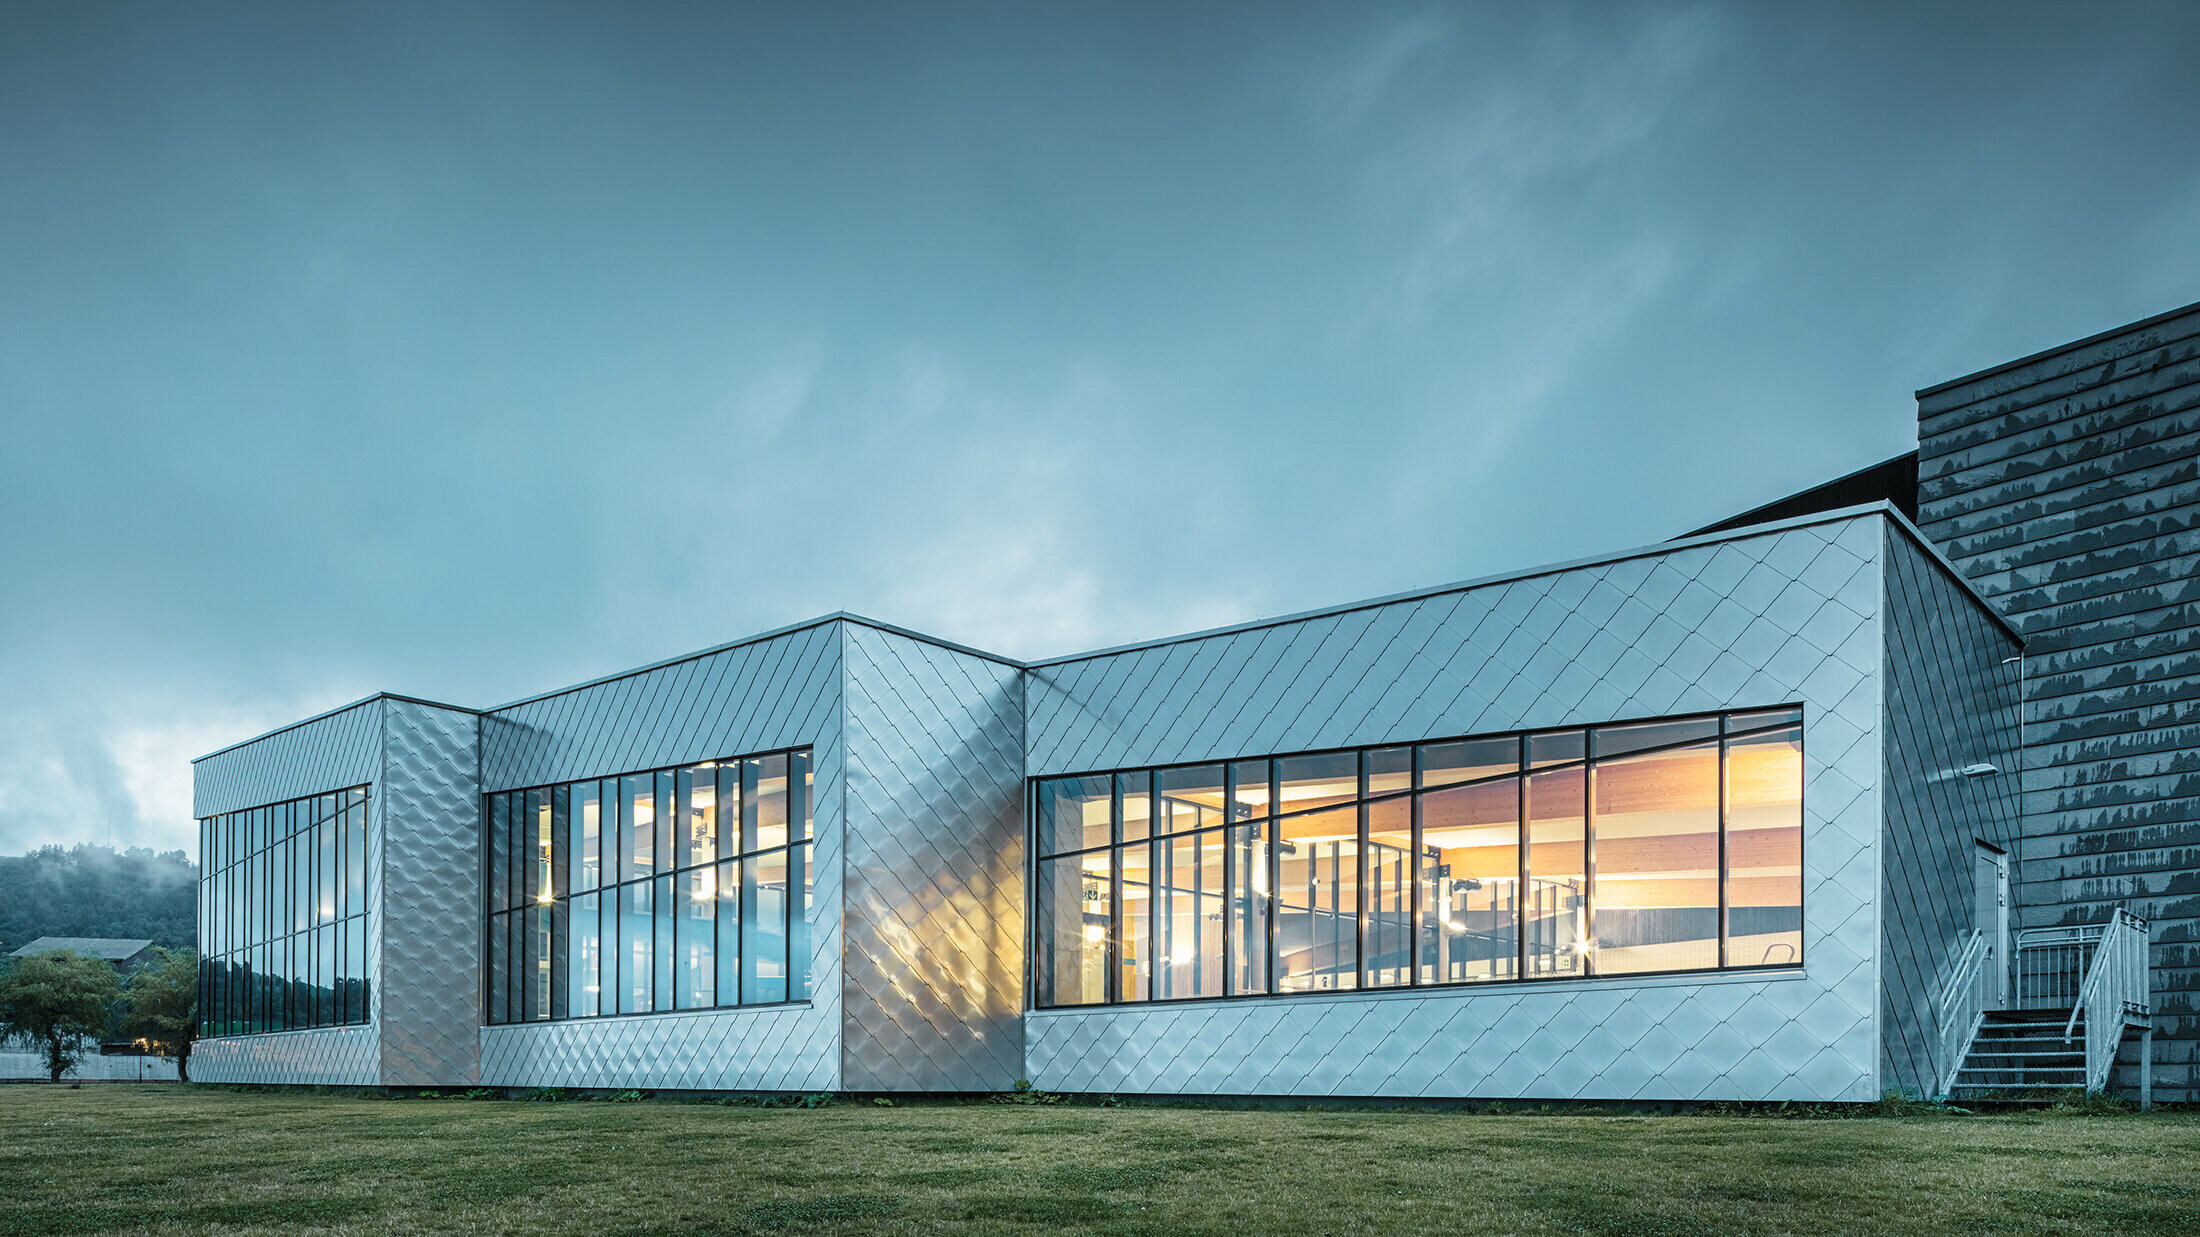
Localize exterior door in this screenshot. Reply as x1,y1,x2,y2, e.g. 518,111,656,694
1973,842,2010,1007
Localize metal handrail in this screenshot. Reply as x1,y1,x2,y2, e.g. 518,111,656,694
2014,922,2103,1009
1937,929,1991,1096
2065,908,2151,1092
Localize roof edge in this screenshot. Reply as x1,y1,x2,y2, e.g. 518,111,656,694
1031,501,2019,667
1914,297,2200,400
479,612,1024,716
191,692,477,765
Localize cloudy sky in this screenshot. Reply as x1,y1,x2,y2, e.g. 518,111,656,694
4,2,2197,858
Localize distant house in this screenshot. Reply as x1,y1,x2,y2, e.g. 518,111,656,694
9,937,158,970
2,937,180,1081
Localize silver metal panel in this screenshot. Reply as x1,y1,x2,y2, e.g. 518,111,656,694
190,1024,381,1087
192,699,382,817
1877,527,2024,1096
1025,518,1890,1101
377,699,483,1087
840,624,1025,1092
477,630,846,1092
480,621,840,791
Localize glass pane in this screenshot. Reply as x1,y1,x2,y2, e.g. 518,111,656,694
570,780,601,893
1367,747,1412,797
1276,806,1358,992
716,766,741,861
1594,739,1720,976
1036,851,1111,1006
1595,716,1719,760
1728,706,1803,733
1421,777,1520,984
1420,737,1516,789
653,873,674,1011
317,923,336,1027
681,765,719,869
1038,775,1111,855
1529,730,1586,768
488,795,509,913
1276,752,1359,815
1229,760,1271,820
570,891,601,1017
1155,765,1225,835
527,904,552,1021
654,770,676,875
677,865,715,1009
1727,724,1803,967
1227,822,1269,996
344,801,365,916
620,880,653,1014
745,848,789,1003
716,860,741,1004
531,787,553,907
1364,797,1413,988
622,774,654,882
749,754,789,852
793,749,814,841
550,896,568,1020
790,843,812,1000
293,829,311,933
1526,767,1587,977
1116,841,1152,1002
1117,771,1153,843
1155,829,1225,999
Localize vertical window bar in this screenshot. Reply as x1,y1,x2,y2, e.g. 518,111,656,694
1356,753,1371,990
1516,736,1530,981
1718,719,1731,970
1582,754,1598,979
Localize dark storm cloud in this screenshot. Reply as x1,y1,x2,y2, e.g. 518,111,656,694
3,1,2197,852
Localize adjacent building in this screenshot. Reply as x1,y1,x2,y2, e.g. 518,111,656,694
193,301,2196,1103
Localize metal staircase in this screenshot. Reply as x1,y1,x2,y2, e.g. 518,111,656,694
1942,908,2155,1106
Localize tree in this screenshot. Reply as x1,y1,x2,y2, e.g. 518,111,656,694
0,949,124,1083
123,947,198,1083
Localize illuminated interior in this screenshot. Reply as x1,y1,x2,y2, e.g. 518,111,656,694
1033,708,1804,1007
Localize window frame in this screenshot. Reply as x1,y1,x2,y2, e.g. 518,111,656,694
1028,707,1805,1011
480,746,815,1027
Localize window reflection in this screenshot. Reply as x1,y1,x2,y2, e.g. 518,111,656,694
477,747,814,1025
1726,724,1803,967
1028,708,1802,1010
196,786,371,1038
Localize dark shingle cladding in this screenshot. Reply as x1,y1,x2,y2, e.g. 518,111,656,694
1917,298,2200,1105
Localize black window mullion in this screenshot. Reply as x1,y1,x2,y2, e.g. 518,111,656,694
1517,737,1531,980
1718,727,1731,970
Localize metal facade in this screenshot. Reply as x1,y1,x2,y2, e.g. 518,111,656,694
474,624,847,1092
1024,515,1894,1101
840,623,1026,1092
1917,302,2200,1102
377,699,484,1086
1878,528,2025,1096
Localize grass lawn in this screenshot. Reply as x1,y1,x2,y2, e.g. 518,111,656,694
1,1086,2195,1235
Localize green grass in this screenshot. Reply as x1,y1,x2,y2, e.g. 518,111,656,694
1,1086,2194,1235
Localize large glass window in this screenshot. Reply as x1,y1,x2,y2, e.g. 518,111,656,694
483,747,814,1024
1032,708,1803,1007
196,786,372,1038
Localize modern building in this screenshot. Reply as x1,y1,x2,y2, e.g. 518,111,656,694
193,300,2196,1104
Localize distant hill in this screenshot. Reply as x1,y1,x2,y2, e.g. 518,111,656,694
0,845,197,956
